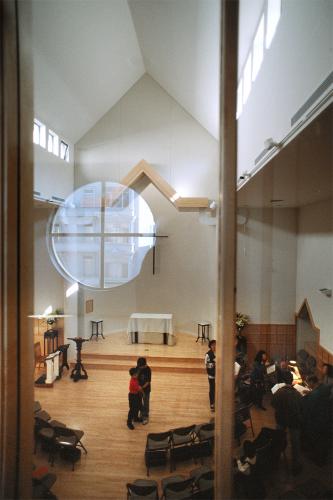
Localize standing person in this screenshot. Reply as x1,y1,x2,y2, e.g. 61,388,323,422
250,350,269,410
127,367,143,430
205,340,216,411
271,371,303,475
137,357,151,425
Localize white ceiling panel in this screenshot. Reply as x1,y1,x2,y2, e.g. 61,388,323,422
128,0,220,139
32,0,145,143
32,0,220,143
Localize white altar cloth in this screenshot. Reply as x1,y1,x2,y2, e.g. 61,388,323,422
127,313,175,345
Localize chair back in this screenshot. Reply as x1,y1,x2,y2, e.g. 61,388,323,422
146,431,171,450
198,423,214,441
126,482,158,498
171,425,196,446
164,477,193,497
34,342,44,364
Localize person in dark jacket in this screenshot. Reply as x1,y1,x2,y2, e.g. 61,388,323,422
271,370,303,475
205,340,216,411
301,374,332,465
137,357,152,425
250,350,268,410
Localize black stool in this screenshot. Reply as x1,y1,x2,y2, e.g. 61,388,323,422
43,329,59,355
90,320,104,340
196,322,210,343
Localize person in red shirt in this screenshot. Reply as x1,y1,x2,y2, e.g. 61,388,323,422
127,367,143,430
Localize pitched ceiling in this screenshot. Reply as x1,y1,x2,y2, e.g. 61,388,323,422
32,0,220,145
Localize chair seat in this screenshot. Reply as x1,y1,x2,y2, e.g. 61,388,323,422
39,428,54,439
133,479,158,488
72,429,84,440
161,475,186,490
172,434,193,446
147,438,169,450
49,420,66,428
56,435,77,447
35,410,51,421
190,466,212,483
127,480,158,499
34,401,42,413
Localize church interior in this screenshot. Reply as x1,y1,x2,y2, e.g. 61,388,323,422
1,0,332,498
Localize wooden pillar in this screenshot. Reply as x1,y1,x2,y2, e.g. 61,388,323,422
215,0,238,499
0,1,34,498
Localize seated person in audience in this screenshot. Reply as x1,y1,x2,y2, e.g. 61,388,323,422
276,360,290,383
322,363,333,387
301,374,332,465
127,368,143,430
250,350,269,410
276,360,302,386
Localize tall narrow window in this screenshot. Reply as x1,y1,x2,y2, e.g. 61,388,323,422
48,130,59,156
60,140,69,162
236,78,243,119
266,0,281,49
33,119,46,148
243,52,252,105
252,15,264,81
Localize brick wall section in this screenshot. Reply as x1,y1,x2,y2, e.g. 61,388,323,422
242,323,296,363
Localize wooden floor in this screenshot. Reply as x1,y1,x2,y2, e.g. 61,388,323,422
35,333,214,499
34,332,332,499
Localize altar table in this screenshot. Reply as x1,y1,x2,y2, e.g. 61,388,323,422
127,313,175,345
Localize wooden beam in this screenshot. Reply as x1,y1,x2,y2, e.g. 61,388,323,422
215,1,238,499
121,159,210,211
0,1,34,498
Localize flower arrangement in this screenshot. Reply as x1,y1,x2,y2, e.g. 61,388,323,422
235,312,249,331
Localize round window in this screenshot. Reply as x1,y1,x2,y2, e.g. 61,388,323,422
48,182,156,289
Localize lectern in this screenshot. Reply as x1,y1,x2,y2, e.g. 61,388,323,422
68,337,89,382
45,350,61,384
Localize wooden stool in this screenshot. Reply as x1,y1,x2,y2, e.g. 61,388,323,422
196,322,210,343
90,320,104,340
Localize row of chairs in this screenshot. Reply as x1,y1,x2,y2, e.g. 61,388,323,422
127,466,214,500
34,401,87,471
145,422,214,476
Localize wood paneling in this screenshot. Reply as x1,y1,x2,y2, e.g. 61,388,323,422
0,2,34,497
243,324,296,362
317,344,333,371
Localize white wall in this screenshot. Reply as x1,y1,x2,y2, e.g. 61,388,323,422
237,0,333,177
34,143,74,201
75,74,219,338
236,207,297,323
296,198,333,352
34,207,65,314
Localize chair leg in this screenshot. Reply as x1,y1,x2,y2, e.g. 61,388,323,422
78,440,88,454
